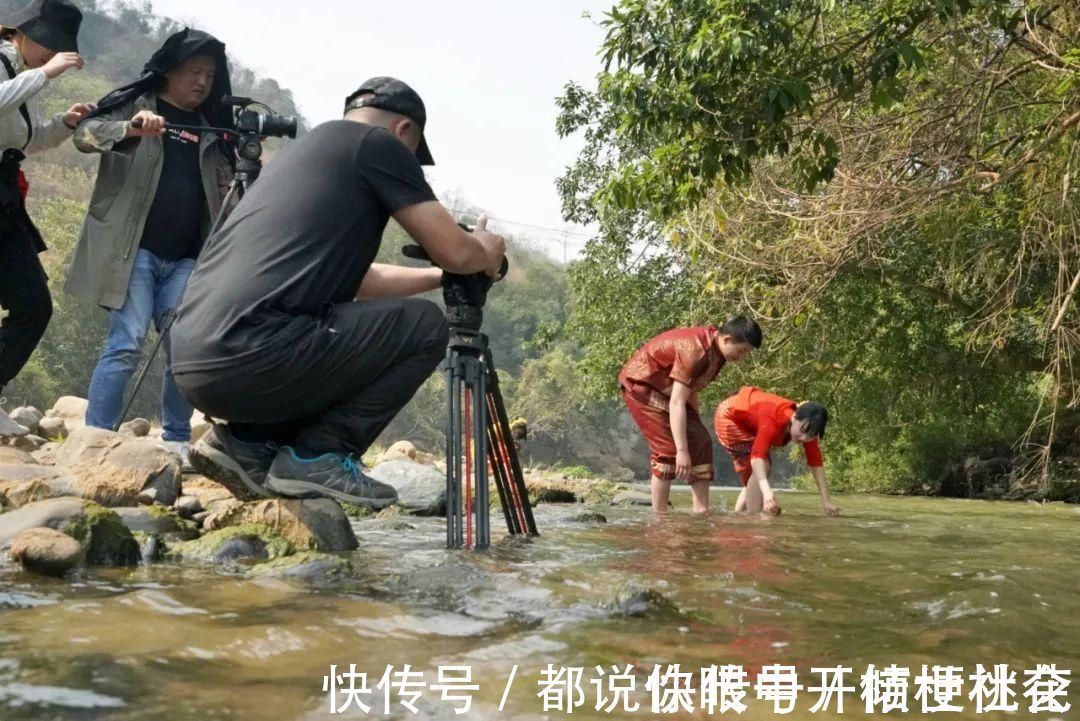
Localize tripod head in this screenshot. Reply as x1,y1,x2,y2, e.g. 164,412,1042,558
402,227,509,332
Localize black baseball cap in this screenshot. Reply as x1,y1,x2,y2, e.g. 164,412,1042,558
345,77,434,166
18,0,82,54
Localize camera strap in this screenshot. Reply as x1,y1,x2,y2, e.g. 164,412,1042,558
0,53,33,151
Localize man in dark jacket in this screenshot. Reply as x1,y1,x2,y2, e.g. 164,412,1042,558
67,29,233,467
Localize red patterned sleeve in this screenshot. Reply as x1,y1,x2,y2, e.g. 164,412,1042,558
670,343,705,387
750,417,778,461
803,439,824,467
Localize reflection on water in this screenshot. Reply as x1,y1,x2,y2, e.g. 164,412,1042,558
0,491,1077,720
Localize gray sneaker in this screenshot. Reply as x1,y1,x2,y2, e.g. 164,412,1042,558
189,424,276,501
265,448,398,509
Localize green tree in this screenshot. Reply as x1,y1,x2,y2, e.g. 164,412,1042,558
558,0,1080,493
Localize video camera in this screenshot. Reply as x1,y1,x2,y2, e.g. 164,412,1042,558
402,224,509,332
223,96,298,139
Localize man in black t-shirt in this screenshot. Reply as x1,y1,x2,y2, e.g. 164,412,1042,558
71,29,233,470
172,77,506,508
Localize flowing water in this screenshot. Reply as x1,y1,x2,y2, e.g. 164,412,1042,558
0,490,1077,720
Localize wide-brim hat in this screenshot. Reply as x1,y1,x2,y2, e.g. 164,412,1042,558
18,0,82,54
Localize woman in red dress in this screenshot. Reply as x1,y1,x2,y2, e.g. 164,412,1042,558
715,386,840,517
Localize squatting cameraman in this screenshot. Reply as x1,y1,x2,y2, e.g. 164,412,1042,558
171,77,506,508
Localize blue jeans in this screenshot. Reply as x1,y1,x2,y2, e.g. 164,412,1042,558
86,249,195,442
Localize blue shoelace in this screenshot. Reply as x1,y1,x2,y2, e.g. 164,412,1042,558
340,455,363,480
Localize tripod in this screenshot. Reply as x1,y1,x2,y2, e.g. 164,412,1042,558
112,128,263,433
444,325,538,550
402,240,539,550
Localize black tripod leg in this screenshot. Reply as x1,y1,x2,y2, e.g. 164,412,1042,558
485,396,518,534
475,358,490,549
444,350,453,548
484,346,538,536
445,348,461,549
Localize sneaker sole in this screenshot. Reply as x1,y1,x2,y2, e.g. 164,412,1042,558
189,440,272,502
264,475,397,509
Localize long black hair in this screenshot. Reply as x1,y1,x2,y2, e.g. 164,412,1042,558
794,402,829,439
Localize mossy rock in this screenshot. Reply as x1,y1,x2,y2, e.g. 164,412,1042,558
607,584,682,619
64,501,141,567
579,480,626,505
572,510,608,524
169,524,293,564
531,487,578,504
249,551,352,583
340,502,376,520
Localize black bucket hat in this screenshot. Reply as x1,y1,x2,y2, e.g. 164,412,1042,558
18,0,82,54
344,77,434,166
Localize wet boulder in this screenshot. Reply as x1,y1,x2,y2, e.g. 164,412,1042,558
8,407,42,434
55,427,181,507
367,460,445,516
169,524,292,564
37,417,68,440
0,498,139,567
249,551,352,584
0,464,78,508
113,506,198,540
45,396,87,430
204,498,357,552
9,527,83,577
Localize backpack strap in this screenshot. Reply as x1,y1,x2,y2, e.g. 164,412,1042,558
0,52,33,150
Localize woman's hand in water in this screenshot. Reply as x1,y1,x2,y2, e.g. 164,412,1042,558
762,489,781,515
42,52,84,79
822,499,841,517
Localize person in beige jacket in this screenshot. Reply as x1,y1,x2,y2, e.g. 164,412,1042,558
65,28,233,466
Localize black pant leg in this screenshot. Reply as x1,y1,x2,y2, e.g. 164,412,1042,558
0,216,52,387
292,298,448,455
178,298,448,456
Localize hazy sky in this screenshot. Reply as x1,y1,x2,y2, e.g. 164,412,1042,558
145,0,611,258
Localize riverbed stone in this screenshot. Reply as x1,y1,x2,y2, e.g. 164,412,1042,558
205,498,358,551
0,447,36,465
0,498,86,548
250,551,352,584
63,502,141,566
45,396,87,429
609,584,682,618
56,427,181,507
119,418,151,438
0,464,78,508
9,407,42,434
367,460,445,516
169,524,293,564
573,510,608,523
0,498,139,567
611,490,654,507
113,506,198,539
37,417,68,440
10,527,83,577
174,495,203,518
10,435,46,452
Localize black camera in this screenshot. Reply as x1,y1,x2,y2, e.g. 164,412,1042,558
402,224,509,332
223,95,298,139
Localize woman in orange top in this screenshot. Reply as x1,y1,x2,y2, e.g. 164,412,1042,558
714,386,840,516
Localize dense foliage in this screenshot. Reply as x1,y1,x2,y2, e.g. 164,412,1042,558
558,0,1080,495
